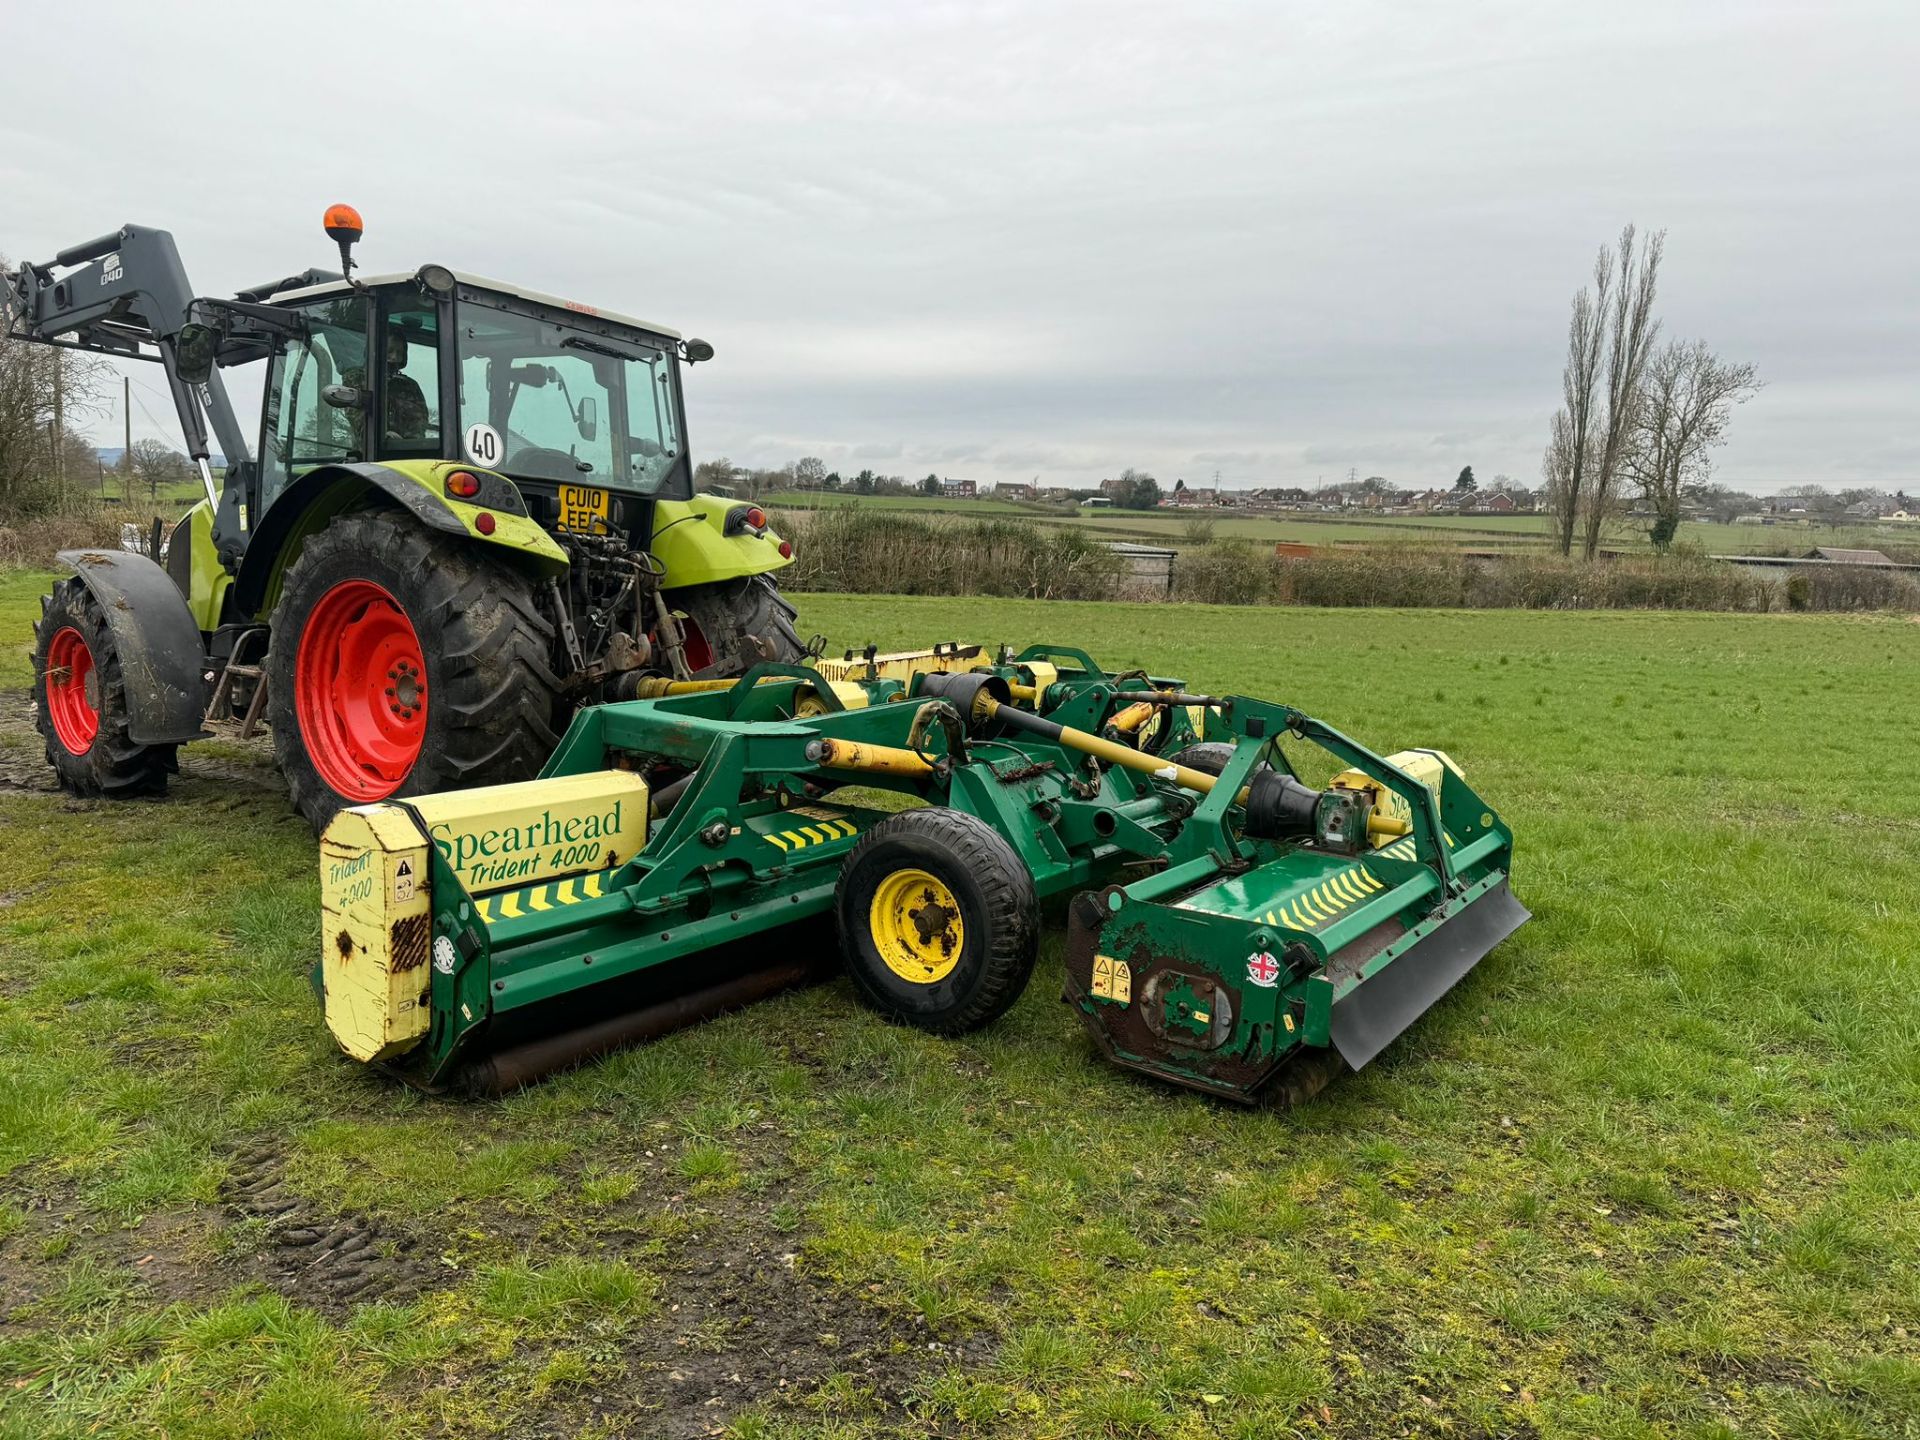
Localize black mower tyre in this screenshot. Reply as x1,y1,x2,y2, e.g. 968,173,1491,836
675,573,804,678
31,577,175,797
1167,742,1267,778
265,510,562,833
835,808,1040,1034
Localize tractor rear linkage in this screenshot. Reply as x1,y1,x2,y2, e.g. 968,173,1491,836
317,643,1527,1103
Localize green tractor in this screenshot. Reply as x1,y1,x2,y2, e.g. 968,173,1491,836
5,207,801,829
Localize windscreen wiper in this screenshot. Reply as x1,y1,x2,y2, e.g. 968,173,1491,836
561,335,638,360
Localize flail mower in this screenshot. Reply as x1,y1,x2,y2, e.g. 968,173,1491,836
316,644,1527,1101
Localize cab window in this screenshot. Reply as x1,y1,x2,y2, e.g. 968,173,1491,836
458,302,622,482
380,298,441,457
259,296,369,505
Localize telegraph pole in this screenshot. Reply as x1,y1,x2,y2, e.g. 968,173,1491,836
122,374,132,505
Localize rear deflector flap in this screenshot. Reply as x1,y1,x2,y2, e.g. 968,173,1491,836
1330,880,1529,1069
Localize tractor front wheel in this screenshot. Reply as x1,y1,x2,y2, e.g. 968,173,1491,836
266,511,562,832
835,809,1039,1034
31,578,175,796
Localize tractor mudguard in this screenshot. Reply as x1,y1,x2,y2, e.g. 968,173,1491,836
55,549,211,745
649,495,792,589
233,460,567,618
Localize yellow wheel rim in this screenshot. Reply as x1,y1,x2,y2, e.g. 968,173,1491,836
869,867,966,984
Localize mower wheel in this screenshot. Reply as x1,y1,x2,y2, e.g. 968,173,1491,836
266,510,562,832
31,577,175,796
835,808,1039,1034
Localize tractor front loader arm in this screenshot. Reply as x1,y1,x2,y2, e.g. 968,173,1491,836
3,225,253,550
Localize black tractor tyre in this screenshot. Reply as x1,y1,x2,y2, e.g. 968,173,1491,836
265,510,563,833
1167,742,1268,778
31,577,176,797
673,574,804,678
835,808,1040,1034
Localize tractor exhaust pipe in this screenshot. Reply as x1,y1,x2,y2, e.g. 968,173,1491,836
454,958,821,1096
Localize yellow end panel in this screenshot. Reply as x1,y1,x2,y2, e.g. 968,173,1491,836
793,680,873,718
1329,749,1465,850
410,771,649,896
811,645,988,684
1021,661,1059,696
320,806,434,1063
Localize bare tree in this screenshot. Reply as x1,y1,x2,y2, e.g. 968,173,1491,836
0,266,108,519
1550,265,1609,555
692,455,737,493
1546,225,1665,557
128,437,186,504
1626,339,1761,550
1579,225,1664,559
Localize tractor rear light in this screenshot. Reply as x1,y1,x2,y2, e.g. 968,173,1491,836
778,539,793,559
446,471,481,498
475,511,497,535
725,504,768,536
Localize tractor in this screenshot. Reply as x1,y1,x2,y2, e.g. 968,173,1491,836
5,207,802,829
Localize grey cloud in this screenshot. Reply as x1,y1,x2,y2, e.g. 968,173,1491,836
7,0,1912,494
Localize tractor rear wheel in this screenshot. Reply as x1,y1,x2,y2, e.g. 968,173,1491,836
672,574,803,678
31,578,175,797
266,511,562,832
835,809,1039,1034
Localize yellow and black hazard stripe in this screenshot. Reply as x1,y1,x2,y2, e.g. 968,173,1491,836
1264,865,1388,933
762,817,859,852
1375,830,1456,863
475,871,609,926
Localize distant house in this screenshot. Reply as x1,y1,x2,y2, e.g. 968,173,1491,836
995,482,1036,501
1479,492,1516,513
1172,487,1218,506
941,478,977,499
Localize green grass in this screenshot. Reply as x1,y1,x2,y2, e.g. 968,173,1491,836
2,575,1917,1437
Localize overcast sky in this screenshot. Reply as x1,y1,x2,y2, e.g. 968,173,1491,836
5,0,1914,493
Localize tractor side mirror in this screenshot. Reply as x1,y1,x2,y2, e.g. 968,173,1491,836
175,324,217,385
576,395,598,442
322,384,365,410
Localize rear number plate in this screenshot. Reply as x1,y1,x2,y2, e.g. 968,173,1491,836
557,484,610,533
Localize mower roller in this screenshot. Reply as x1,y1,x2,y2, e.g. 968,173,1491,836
316,644,1527,1101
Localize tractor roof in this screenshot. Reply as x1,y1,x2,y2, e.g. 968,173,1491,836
265,269,683,342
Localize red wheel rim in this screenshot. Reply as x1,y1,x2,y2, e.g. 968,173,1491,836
294,579,428,801
679,617,715,673
45,625,100,756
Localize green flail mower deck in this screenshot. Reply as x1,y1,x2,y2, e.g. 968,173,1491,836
314,643,1528,1101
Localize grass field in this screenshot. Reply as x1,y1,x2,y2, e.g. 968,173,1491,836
2,570,1916,1439
766,490,1915,560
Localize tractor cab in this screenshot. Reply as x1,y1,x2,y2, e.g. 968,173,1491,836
188,260,705,551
